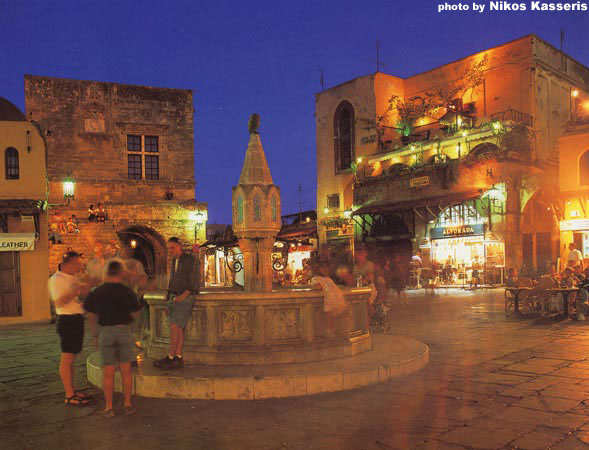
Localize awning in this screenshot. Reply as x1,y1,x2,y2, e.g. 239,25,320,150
0,233,36,252
352,191,481,216
0,199,44,214
277,223,317,239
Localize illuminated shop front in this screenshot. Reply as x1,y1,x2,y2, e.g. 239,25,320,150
559,218,589,264
273,241,315,286
426,203,505,284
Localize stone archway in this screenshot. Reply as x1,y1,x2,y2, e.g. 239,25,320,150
118,225,167,289
520,187,560,273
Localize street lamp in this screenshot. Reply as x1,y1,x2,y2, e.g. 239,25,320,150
63,176,75,200
50,176,75,207
194,210,204,242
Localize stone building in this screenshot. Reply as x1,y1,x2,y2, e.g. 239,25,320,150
0,97,49,323
24,76,206,286
316,35,589,281
558,93,589,268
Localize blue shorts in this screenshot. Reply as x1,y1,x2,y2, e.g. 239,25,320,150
99,325,135,366
168,295,195,329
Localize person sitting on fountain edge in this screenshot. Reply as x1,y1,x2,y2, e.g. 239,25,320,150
153,237,200,370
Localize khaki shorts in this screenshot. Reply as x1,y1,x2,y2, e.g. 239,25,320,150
168,295,195,329
99,325,135,366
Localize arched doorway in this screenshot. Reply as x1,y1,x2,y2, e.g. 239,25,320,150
521,188,560,274
118,225,167,288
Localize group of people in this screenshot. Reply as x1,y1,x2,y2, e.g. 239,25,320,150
48,236,199,417
88,203,107,222
506,243,587,289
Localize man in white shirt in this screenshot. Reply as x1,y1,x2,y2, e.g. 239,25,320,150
568,243,584,270
49,251,91,406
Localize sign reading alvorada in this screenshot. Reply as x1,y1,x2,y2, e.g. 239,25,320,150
0,233,36,252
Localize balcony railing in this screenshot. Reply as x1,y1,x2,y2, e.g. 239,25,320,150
490,108,533,127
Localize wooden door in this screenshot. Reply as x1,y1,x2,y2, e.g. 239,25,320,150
0,252,21,316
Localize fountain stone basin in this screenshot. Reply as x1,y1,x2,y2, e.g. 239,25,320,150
144,286,372,365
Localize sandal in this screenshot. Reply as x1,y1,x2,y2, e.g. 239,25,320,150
74,391,92,399
65,394,90,406
102,409,115,418
123,406,137,415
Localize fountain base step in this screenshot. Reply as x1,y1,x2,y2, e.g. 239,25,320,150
87,335,428,400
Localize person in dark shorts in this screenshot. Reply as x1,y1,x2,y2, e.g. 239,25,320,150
48,251,91,406
84,260,141,417
153,237,199,370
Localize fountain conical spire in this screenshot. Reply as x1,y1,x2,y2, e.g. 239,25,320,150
238,132,274,185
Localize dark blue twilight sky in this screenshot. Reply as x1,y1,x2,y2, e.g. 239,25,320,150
1,0,588,223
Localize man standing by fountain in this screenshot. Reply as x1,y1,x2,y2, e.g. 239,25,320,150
153,237,199,369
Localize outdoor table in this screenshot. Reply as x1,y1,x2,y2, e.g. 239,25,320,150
548,288,580,319
504,287,532,316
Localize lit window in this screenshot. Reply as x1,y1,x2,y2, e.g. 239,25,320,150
327,194,340,209
5,147,19,180
334,101,355,173
127,134,160,180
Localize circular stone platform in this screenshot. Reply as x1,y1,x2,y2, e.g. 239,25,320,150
87,335,428,400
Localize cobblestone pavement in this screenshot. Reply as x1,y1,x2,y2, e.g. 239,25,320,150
4,289,589,449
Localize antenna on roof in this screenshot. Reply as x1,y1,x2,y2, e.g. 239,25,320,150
319,68,324,91
376,40,385,73
298,183,303,221
560,28,566,71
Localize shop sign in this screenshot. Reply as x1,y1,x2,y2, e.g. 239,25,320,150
560,219,589,231
0,233,36,252
409,176,430,188
430,224,485,239
360,135,377,145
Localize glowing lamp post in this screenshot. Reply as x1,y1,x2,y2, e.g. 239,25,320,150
193,210,204,242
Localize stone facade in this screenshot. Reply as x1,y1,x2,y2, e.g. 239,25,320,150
316,35,589,272
24,76,206,282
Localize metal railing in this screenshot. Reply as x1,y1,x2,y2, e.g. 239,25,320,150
491,108,533,127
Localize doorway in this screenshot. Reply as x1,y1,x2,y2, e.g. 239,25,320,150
0,252,21,316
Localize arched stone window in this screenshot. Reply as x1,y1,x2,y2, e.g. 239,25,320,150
333,101,355,173
271,196,277,222
237,196,244,224
580,150,589,185
253,194,262,221
5,147,19,180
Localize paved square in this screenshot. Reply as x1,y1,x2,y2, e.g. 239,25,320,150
3,289,589,449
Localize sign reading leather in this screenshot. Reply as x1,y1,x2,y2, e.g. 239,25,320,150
430,224,485,239
0,233,36,252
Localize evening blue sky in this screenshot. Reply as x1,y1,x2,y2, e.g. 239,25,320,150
1,0,588,224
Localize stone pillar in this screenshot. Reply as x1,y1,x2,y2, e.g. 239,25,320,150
504,179,522,269
238,237,275,292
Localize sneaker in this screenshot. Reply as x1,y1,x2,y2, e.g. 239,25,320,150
153,355,174,369
171,356,184,369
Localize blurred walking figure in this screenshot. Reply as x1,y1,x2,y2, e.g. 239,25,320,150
84,260,142,417
310,260,347,336
390,253,408,304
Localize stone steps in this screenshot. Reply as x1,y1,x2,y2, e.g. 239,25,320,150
86,334,429,400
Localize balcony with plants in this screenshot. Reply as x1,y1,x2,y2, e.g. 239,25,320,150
353,56,535,195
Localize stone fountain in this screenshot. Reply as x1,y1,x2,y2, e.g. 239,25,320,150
87,115,429,399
